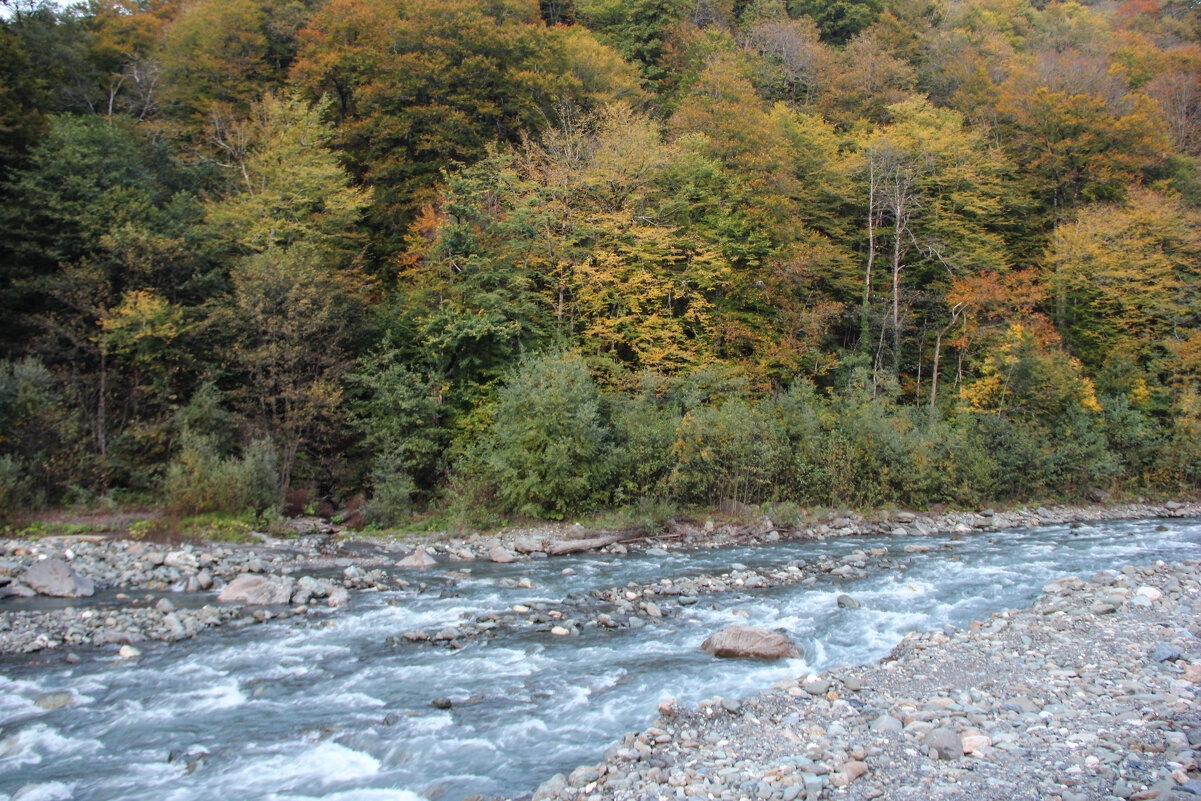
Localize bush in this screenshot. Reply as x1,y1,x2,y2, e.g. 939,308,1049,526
609,376,682,504
0,454,32,516
668,399,786,506
163,437,279,516
363,448,417,526
475,352,614,519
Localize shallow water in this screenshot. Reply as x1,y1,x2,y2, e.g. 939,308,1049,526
2,516,1200,801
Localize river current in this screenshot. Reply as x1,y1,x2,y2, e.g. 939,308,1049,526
2,516,1200,801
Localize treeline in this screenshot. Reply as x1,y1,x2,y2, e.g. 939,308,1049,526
1,0,1200,523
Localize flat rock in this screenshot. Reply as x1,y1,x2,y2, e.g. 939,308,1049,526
398,549,437,569
217,574,295,605
22,559,94,598
926,726,964,760
700,626,803,660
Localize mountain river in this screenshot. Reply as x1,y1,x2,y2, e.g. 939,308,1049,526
2,516,1200,801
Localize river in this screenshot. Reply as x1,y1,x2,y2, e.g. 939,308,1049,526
2,515,1200,801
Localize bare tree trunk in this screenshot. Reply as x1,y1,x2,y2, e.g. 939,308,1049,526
97,350,107,456
931,306,964,408
891,208,903,375
862,154,877,349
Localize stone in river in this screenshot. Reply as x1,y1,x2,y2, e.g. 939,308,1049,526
217,574,295,605
837,594,860,609
431,697,453,710
21,558,94,598
325,586,351,607
700,625,803,660
34,691,73,711
488,546,516,564
398,549,437,568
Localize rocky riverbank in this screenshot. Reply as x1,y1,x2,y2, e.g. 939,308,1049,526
528,559,1201,801
0,498,1197,656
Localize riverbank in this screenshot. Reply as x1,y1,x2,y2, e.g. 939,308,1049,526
0,499,1198,655
528,558,1201,801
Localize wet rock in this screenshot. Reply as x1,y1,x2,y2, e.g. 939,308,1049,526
118,644,141,659
22,559,94,598
217,574,295,605
154,597,175,614
326,585,350,607
700,626,803,660
34,691,73,710
836,593,861,609
431,697,453,710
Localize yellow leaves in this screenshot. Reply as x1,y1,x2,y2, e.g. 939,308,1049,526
1046,187,1201,368
958,323,1103,419
99,290,186,356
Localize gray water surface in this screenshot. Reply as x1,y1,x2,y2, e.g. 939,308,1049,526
2,516,1199,801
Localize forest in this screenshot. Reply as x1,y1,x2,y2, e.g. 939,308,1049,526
2,0,1201,528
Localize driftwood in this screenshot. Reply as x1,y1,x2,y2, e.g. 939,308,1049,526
545,534,620,556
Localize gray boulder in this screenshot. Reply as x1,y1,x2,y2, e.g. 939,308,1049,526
22,559,94,597
217,574,295,605
926,726,963,760
398,549,437,568
700,625,803,660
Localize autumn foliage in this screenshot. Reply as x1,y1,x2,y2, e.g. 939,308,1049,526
3,0,1201,520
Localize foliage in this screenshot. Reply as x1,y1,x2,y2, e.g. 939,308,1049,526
4,0,1201,521
163,436,280,516
470,351,614,519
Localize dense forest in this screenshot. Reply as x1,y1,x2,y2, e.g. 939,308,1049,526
2,0,1201,527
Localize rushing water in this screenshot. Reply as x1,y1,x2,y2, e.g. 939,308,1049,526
2,516,1200,801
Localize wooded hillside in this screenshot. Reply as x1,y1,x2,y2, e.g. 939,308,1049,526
2,0,1200,524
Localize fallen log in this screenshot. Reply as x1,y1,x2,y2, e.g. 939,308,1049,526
545,535,620,556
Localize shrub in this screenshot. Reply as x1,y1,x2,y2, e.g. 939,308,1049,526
363,448,417,526
667,399,786,506
163,437,279,516
476,351,614,518
609,377,682,504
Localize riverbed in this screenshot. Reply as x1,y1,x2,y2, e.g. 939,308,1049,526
2,515,1200,801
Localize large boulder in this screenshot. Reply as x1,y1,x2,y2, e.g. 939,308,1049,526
398,548,437,568
700,625,803,660
488,546,516,564
22,559,94,598
217,574,295,605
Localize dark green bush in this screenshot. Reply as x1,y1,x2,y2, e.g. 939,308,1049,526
474,351,614,518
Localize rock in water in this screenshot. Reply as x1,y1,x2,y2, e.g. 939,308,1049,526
700,625,803,660
398,549,437,568
217,574,295,605
836,593,861,609
488,546,516,564
22,559,94,597
34,692,73,711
